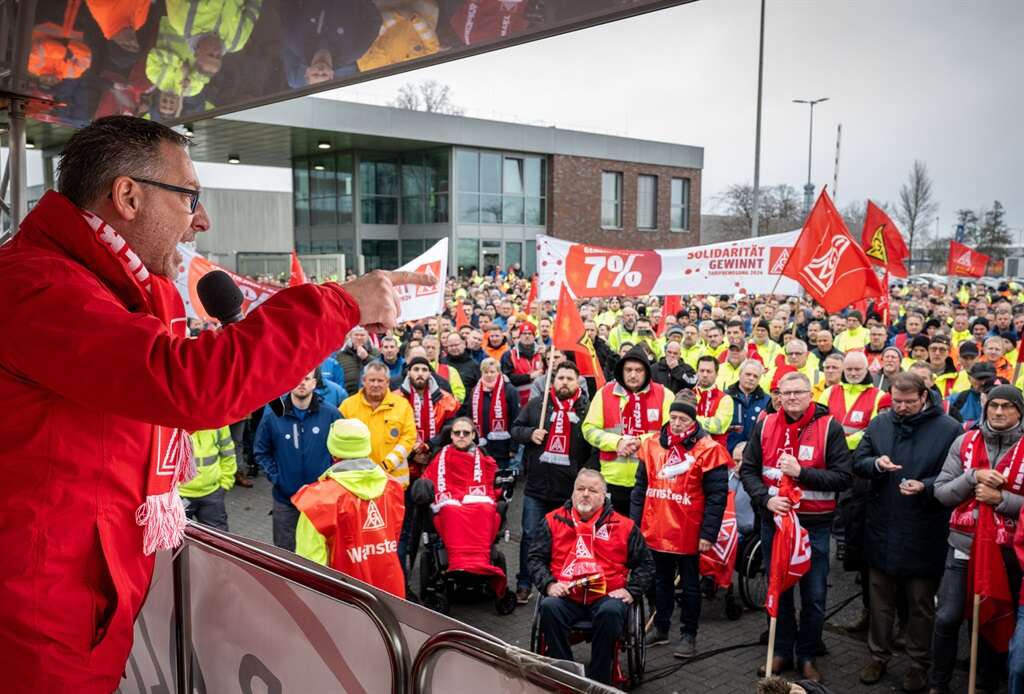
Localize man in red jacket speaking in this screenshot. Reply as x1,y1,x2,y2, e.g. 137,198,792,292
0,116,433,693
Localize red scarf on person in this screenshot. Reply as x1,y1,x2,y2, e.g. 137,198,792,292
540,388,582,465
471,376,510,442
557,506,608,602
81,210,195,555
623,387,654,437
762,403,817,460
408,387,436,443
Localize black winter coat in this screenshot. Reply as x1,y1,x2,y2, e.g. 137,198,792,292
852,391,962,578
443,351,482,393
458,381,520,462
511,389,596,503
650,358,697,394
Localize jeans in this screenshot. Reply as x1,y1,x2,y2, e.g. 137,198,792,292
929,547,1020,692
182,487,229,532
272,499,300,552
517,495,560,591
1009,606,1024,694
538,595,629,685
651,551,701,637
760,520,830,666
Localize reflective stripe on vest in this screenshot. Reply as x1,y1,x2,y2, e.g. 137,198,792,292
828,385,878,435
195,454,219,467
759,412,836,515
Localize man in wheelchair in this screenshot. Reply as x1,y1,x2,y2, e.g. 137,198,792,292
527,468,655,685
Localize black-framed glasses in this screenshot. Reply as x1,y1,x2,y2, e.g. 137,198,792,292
132,177,201,213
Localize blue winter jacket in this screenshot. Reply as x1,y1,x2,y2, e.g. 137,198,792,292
726,382,771,454
315,379,348,409
320,355,345,385
255,394,341,504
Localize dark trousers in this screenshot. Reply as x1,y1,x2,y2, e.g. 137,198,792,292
517,495,560,591
272,499,300,552
1009,605,1024,694
760,520,831,666
396,487,414,577
538,595,629,685
651,550,701,637
866,568,937,669
928,547,1021,692
243,408,263,475
607,483,632,517
183,487,229,532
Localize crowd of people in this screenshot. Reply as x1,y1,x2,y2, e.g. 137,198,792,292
189,267,1024,692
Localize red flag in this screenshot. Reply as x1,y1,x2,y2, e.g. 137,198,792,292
765,476,812,618
860,200,910,278
947,240,990,278
454,302,469,329
525,274,538,311
289,251,307,287
968,504,1015,651
658,295,682,335
700,492,739,589
552,284,605,388
781,190,885,312
876,271,892,326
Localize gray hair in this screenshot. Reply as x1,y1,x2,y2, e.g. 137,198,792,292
575,468,607,492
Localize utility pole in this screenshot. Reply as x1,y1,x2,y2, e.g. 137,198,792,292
793,97,829,215
832,124,842,204
750,0,766,237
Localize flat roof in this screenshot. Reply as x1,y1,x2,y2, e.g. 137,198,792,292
187,97,703,170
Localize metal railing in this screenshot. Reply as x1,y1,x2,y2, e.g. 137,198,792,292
411,629,620,694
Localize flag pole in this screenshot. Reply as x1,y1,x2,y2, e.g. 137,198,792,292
538,349,556,425
968,593,981,694
764,616,778,677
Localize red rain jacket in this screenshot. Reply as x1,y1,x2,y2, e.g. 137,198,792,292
0,191,361,693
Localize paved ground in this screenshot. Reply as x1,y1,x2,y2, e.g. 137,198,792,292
224,473,985,693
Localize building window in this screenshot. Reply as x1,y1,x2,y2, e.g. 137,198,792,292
456,238,479,274
671,177,690,231
401,150,449,225
361,240,398,271
360,157,399,224
293,153,353,227
637,174,657,230
400,238,441,264
601,171,622,229
456,149,546,226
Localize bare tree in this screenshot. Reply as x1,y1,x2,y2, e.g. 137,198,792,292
391,80,464,115
896,160,938,266
716,183,803,236
839,199,867,234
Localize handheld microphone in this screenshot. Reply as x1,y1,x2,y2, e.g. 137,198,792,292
196,270,286,416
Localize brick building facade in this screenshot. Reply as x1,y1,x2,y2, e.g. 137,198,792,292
548,154,701,248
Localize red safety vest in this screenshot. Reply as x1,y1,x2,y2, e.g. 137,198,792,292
759,411,836,515
697,386,729,447
292,477,406,599
950,430,1024,546
827,384,879,435
546,506,633,605
436,362,450,382
598,381,669,463
509,347,543,406
637,434,730,555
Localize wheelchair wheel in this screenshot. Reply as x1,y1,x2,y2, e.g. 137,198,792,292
424,590,450,615
738,537,767,611
492,552,517,615
626,600,646,689
529,602,542,653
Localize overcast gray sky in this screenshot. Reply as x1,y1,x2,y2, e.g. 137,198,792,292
14,0,1021,240
321,0,1022,238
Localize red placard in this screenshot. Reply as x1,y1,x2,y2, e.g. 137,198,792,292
564,244,661,297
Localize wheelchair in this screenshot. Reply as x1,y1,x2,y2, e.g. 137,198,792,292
529,594,646,690
736,532,767,611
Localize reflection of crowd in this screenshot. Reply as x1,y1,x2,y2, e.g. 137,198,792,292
26,0,674,125
185,267,1024,690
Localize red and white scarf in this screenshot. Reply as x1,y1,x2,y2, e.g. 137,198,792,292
540,388,582,465
408,387,436,444
431,444,488,512
82,211,195,555
623,388,651,437
471,377,510,443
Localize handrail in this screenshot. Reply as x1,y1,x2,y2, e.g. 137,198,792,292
410,629,621,694
181,522,411,694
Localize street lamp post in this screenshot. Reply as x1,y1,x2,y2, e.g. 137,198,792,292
793,97,829,215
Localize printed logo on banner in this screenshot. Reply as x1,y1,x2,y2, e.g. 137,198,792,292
363,500,386,530
865,226,888,263
413,261,441,296
955,250,973,268
768,247,790,274
800,234,851,293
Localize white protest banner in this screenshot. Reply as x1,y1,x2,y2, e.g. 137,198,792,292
175,244,281,320
393,237,448,322
535,231,803,300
